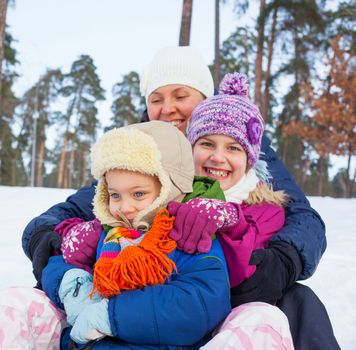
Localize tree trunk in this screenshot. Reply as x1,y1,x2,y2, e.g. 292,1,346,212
346,149,356,198
11,152,16,185
296,140,304,187
57,133,67,187
243,31,250,75
254,0,266,108
317,159,323,196
349,167,356,198
127,93,135,125
317,155,328,196
63,160,68,188
67,132,76,188
300,156,311,190
0,0,8,110
81,150,87,187
36,138,45,187
179,0,193,46
262,8,278,123
213,0,221,88
58,95,77,187
14,141,26,186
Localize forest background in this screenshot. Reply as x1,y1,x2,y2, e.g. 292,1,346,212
0,0,355,197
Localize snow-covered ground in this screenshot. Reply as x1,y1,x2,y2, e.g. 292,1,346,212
0,186,355,349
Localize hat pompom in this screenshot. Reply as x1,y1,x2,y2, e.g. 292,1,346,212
218,72,249,98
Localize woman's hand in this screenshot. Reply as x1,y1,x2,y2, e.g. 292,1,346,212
29,229,63,288
231,241,302,306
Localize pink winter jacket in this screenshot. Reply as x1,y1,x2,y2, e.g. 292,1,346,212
217,202,285,288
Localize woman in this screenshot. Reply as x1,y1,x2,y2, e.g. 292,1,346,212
23,46,340,350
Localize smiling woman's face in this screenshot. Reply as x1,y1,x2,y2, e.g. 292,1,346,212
146,84,205,135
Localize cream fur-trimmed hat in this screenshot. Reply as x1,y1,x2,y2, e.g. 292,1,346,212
139,46,214,102
91,120,194,229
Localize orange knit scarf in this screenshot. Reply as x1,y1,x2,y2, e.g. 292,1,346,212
91,208,176,298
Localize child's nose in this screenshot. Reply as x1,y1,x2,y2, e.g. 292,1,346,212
120,201,135,215
210,150,225,163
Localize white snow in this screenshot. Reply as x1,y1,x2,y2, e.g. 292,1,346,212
0,186,355,349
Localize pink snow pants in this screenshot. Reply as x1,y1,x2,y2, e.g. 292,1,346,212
200,302,294,350
0,286,66,350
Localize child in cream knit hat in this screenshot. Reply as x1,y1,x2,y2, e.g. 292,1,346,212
57,120,196,295
49,120,231,346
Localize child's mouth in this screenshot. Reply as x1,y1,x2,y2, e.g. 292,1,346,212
204,167,229,178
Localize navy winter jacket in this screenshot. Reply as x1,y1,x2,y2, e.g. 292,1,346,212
22,135,326,279
42,240,231,349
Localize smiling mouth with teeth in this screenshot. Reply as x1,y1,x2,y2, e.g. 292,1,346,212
205,168,229,177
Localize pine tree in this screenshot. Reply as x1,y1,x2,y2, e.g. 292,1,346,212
254,0,266,108
271,0,325,187
56,55,105,188
283,36,356,197
0,28,19,185
261,6,278,123
17,69,63,186
109,71,145,129
219,27,256,77
0,0,8,108
213,0,220,88
325,1,355,53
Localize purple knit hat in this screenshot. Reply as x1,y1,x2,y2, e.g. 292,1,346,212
187,72,264,167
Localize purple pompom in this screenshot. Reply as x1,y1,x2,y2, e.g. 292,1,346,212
218,73,249,97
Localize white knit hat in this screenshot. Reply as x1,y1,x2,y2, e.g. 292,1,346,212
140,46,214,101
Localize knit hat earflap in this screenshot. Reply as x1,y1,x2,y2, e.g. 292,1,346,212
187,72,264,167
140,46,214,102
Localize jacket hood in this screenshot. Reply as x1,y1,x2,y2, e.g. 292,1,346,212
245,183,287,207
91,121,194,229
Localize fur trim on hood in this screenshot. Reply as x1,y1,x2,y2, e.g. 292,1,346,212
91,121,194,230
245,182,287,206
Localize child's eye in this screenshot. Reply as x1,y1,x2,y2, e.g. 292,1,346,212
199,141,214,148
133,191,145,198
110,193,121,200
176,95,188,100
228,146,242,151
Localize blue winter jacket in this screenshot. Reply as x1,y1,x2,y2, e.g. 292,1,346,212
22,135,326,279
42,240,231,349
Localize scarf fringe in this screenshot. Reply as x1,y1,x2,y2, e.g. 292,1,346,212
91,208,176,298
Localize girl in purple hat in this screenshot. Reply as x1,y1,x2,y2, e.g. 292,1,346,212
167,72,295,349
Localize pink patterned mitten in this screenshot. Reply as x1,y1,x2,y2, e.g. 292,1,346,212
55,218,102,273
168,198,239,254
